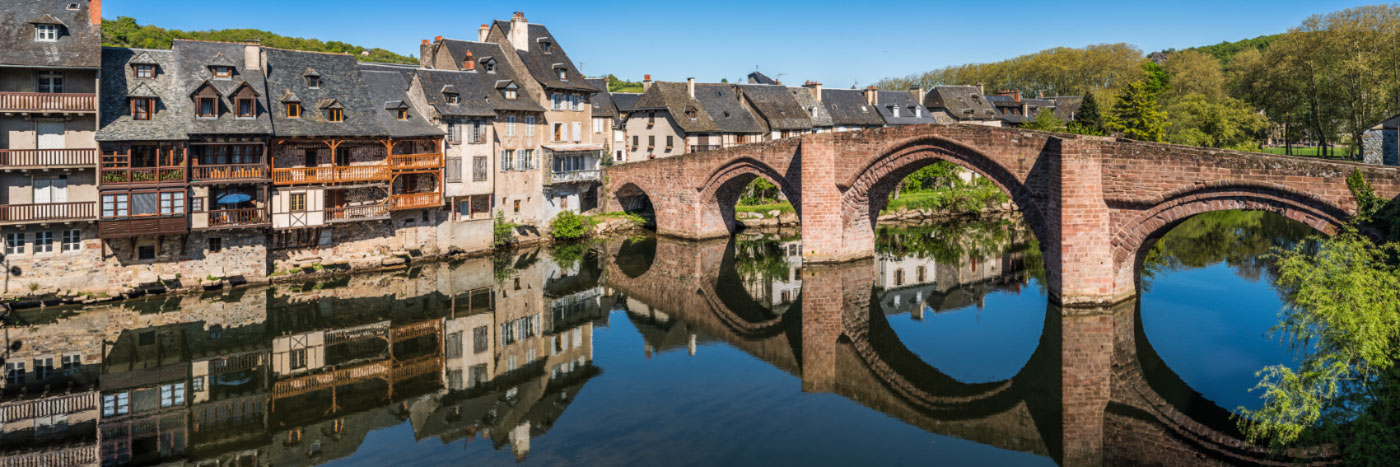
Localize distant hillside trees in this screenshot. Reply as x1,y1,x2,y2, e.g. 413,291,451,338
100,17,417,65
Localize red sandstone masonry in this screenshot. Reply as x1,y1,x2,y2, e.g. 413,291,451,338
603,125,1400,305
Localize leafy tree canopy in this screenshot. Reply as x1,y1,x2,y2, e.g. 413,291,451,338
101,16,417,64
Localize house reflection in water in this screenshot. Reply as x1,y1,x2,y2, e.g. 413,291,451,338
0,245,605,466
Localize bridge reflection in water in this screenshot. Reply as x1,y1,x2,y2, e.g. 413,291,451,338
0,224,1331,466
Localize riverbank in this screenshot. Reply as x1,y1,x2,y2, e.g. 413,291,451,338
734,193,1016,229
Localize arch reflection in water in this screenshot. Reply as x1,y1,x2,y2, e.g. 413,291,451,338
0,220,1332,466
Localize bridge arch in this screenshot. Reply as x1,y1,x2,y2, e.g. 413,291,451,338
1110,182,1349,290
838,136,1051,249
696,157,800,237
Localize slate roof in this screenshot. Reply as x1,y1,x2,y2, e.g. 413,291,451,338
1051,96,1082,121
1024,97,1058,120
0,0,100,68
736,84,812,131
434,39,547,114
747,71,779,85
923,86,998,122
586,78,617,118
408,69,496,118
172,40,273,136
96,47,188,142
874,91,937,126
492,21,599,93
986,94,1021,108
821,89,886,127
360,68,444,138
631,81,718,133
263,48,387,138
787,87,833,128
610,92,641,113
694,83,765,134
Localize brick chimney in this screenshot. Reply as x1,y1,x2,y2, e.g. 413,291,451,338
463,51,475,71
864,86,878,106
478,24,490,42
420,40,431,68
508,12,529,52
804,81,822,102
910,85,926,105
687,77,695,99
89,0,101,25
643,74,652,92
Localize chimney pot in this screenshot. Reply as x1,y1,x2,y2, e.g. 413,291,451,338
434,35,443,43
478,24,490,42
643,74,652,92
421,39,429,45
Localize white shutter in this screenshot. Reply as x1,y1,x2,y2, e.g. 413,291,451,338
572,122,581,142
33,177,51,204
37,122,64,149
51,176,66,203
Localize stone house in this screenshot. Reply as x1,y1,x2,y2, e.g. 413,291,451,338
792,82,834,133
820,87,887,132
0,0,103,294
625,79,767,160
587,77,622,164
736,83,814,140
608,91,642,161
922,85,1001,126
1363,112,1400,165
874,88,938,126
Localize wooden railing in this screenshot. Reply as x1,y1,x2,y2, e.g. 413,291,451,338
100,166,185,185
324,321,391,346
326,203,389,222
391,319,442,343
0,92,96,113
0,444,98,467
548,169,600,185
208,208,268,227
0,201,95,223
390,192,440,210
273,360,390,400
689,144,723,152
272,165,389,185
0,148,97,167
389,153,443,171
391,355,442,381
191,163,268,181
211,353,266,374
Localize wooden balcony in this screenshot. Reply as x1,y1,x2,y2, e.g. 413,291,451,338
389,153,443,172
326,203,389,223
0,148,97,168
272,165,388,186
206,208,270,229
390,192,441,211
0,92,97,113
0,201,95,224
191,163,269,183
99,166,186,187
98,216,188,238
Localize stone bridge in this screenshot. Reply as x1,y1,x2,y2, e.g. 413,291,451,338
603,125,1400,305
599,237,1332,466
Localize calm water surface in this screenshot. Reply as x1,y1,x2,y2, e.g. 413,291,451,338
0,212,1318,466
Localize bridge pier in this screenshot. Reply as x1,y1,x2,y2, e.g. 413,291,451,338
800,137,875,263
799,260,873,392
1056,303,1128,467
1047,138,1135,307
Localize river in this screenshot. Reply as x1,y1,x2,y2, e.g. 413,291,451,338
0,211,1322,466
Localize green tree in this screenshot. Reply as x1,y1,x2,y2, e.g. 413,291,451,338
493,211,515,247
1068,91,1105,135
1141,61,1170,96
1106,80,1168,141
875,43,1145,97
1022,108,1068,132
102,17,417,64
549,211,590,240
1164,94,1269,150
1164,50,1227,101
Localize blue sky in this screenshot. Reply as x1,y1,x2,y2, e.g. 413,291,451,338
105,0,1367,87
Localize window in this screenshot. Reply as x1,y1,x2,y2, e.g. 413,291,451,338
159,191,184,215
632,135,638,148
469,120,484,144
395,108,407,120
327,108,343,122
518,149,531,171
500,150,513,172
5,362,23,385
191,376,204,392
525,116,534,136
286,102,302,118
131,98,153,120
648,135,655,149
34,231,52,254
160,382,185,407
483,60,496,73
891,106,900,118
290,348,307,370
444,93,460,105
212,66,233,79
5,233,23,256
62,229,80,252
207,237,222,253
593,117,605,134
647,112,655,127
101,194,129,218
505,89,517,100
572,122,581,142
505,116,516,136
198,97,217,118
551,94,562,111
102,392,130,417
513,199,521,214
306,76,320,88
666,135,673,151
37,72,63,93
473,156,487,181
570,95,580,111
137,245,155,260
916,266,926,282
34,24,59,42
237,99,253,118
135,64,155,79
473,326,489,354
289,193,307,212
553,123,564,142
61,354,80,374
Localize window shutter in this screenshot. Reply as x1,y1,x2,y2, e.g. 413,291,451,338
445,157,462,183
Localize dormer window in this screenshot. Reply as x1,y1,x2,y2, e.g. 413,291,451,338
891,106,900,118
482,59,496,73
556,68,567,81
34,24,58,42
306,76,320,88
445,93,460,105
504,89,517,100
809,106,817,118
212,67,233,79
131,98,154,121
237,98,253,118
198,97,217,118
135,64,155,79
286,102,302,118
327,108,343,122
915,107,922,118
396,108,407,120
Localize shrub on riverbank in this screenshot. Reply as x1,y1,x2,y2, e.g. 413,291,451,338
550,211,590,240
